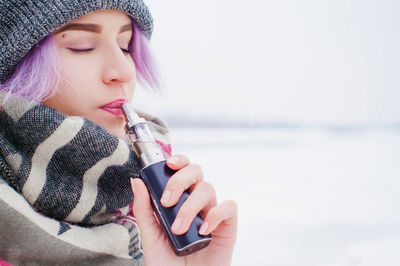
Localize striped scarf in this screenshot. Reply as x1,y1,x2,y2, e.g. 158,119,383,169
0,91,171,265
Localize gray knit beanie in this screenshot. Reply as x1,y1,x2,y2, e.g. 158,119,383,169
0,0,153,84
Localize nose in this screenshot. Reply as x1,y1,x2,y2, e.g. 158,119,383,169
101,44,135,85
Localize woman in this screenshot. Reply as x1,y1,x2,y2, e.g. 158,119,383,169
0,1,237,265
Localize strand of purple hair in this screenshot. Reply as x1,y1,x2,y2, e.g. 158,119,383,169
131,21,163,92
0,35,61,103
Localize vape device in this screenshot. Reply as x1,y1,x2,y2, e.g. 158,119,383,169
121,103,212,256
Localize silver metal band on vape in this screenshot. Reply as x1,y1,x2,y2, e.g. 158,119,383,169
121,103,165,167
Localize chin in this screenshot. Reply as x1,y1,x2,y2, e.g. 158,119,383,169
108,127,126,139
96,118,126,139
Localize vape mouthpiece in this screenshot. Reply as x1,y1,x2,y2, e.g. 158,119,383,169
121,102,156,145
121,103,145,128
121,102,163,166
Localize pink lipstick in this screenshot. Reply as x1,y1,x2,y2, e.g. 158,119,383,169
100,99,126,118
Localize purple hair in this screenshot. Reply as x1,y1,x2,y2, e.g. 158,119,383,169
131,21,163,91
0,20,162,103
0,35,61,103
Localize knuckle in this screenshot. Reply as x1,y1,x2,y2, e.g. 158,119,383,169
225,200,238,213
190,163,203,175
207,205,219,218
200,181,215,193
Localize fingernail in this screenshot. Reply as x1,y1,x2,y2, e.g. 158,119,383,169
171,217,182,232
199,222,208,235
168,156,179,164
161,190,171,205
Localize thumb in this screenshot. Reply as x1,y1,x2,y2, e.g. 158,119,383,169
131,178,162,246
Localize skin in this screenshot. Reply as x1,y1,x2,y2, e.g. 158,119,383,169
43,10,238,266
43,10,135,138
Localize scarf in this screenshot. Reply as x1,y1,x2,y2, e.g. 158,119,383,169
0,91,171,265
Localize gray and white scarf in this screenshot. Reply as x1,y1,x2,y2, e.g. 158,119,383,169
0,91,171,265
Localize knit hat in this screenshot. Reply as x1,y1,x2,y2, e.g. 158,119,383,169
0,0,153,84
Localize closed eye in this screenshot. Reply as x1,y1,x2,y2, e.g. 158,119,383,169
68,48,94,53
68,48,131,54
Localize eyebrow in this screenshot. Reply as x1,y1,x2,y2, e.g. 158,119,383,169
119,24,132,33
54,23,132,34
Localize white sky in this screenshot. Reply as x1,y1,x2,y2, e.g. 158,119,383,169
133,0,400,125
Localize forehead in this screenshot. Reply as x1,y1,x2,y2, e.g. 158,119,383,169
71,10,131,24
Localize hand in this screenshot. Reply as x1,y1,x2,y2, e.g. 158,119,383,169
131,154,238,266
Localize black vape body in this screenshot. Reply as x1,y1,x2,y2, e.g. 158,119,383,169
121,103,212,256
141,160,212,256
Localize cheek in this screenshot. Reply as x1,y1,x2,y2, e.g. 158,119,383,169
60,56,99,89
43,81,86,116
45,54,98,115
127,59,137,98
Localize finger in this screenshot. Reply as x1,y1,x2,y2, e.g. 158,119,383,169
199,200,238,236
166,154,190,170
131,178,163,244
170,181,217,235
160,163,204,207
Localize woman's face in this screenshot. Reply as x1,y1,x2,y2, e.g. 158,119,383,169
43,10,135,139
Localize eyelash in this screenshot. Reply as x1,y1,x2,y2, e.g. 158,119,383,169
121,48,132,54
68,48,132,54
68,48,93,53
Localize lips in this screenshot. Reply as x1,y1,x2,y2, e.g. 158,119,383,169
100,99,126,117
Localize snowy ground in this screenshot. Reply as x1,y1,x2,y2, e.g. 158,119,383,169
169,127,400,266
